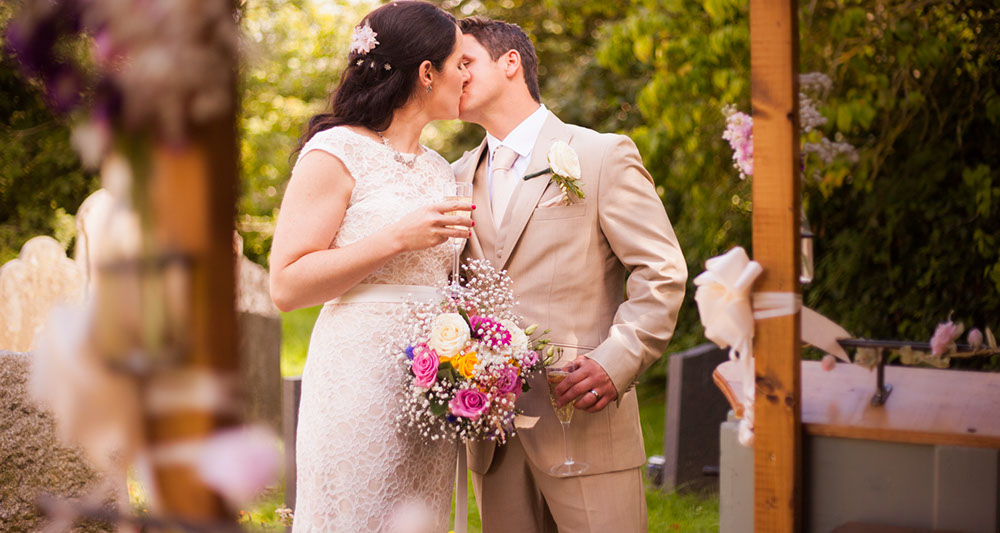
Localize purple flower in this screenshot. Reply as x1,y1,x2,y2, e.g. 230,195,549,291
495,367,520,396
523,350,540,368
930,321,962,356
449,389,490,421
470,316,511,349
411,346,439,389
404,345,415,360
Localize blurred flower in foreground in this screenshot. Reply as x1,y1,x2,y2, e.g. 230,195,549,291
30,303,143,472
195,425,280,508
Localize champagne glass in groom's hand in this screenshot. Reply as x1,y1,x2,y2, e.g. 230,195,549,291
545,360,589,477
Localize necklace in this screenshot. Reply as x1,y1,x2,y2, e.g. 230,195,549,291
376,131,418,168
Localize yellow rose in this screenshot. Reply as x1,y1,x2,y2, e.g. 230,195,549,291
455,351,479,379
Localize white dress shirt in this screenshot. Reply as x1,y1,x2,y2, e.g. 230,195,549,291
486,104,549,208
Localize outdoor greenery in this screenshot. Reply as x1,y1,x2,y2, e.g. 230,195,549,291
2,1,998,365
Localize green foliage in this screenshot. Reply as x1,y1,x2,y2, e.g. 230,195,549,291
799,1,1000,344
0,6,98,264
237,0,377,265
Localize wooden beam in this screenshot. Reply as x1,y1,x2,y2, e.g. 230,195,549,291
147,116,239,517
750,0,802,531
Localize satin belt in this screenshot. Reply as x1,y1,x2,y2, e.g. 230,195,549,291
326,283,441,305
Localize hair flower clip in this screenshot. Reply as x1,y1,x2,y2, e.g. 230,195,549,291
350,22,379,55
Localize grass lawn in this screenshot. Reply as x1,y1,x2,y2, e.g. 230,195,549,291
251,306,720,531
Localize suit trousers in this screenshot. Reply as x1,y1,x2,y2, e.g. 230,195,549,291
471,435,648,533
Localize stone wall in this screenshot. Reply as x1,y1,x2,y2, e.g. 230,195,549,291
0,351,108,532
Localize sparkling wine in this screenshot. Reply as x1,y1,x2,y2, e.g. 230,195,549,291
546,372,574,423
443,195,473,231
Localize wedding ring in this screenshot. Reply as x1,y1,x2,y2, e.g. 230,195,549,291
588,389,601,400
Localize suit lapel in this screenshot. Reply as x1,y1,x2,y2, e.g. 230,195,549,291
497,112,572,268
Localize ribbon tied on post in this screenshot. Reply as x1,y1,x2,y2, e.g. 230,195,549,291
693,247,763,446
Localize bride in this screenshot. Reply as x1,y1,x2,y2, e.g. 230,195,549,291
268,2,472,531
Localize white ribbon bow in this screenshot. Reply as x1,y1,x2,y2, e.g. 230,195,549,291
693,247,763,446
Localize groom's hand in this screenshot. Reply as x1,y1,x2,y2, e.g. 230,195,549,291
554,356,618,413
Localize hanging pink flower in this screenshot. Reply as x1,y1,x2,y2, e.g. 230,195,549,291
929,320,963,356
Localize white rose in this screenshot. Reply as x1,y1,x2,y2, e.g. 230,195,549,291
428,313,470,359
501,319,529,354
547,141,581,180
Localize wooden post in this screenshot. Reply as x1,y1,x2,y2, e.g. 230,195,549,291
750,0,803,531
146,114,239,518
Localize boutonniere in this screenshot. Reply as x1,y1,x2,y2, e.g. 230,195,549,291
523,141,585,205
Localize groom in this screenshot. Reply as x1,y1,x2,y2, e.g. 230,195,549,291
455,16,687,533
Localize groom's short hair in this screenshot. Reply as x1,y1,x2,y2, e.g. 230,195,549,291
459,16,541,103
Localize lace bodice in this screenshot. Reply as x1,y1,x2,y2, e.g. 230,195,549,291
297,126,454,286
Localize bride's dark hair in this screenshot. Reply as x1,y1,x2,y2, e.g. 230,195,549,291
296,1,457,151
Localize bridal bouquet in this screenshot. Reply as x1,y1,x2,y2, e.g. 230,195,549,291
392,259,554,443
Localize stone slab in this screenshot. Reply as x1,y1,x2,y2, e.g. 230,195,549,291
662,343,731,492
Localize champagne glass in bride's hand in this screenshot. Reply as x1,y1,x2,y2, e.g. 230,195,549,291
442,182,473,292
545,363,590,476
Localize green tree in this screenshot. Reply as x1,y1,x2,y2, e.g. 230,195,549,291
0,3,98,263
238,0,377,265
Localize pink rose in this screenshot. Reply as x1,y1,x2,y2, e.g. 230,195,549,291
523,350,539,368
495,367,520,395
412,346,439,389
820,354,836,372
449,389,490,421
930,320,962,356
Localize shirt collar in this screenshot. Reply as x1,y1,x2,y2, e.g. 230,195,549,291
486,104,548,159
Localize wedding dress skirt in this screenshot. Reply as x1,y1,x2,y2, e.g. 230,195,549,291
290,127,457,532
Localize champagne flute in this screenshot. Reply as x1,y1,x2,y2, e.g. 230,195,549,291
545,363,590,476
442,182,473,293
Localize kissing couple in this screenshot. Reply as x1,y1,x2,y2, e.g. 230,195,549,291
269,2,687,532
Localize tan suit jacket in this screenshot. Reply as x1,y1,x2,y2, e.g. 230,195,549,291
454,111,687,476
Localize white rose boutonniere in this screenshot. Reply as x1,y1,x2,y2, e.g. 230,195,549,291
523,141,585,205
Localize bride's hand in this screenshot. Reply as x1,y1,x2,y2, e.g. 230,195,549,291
390,200,475,252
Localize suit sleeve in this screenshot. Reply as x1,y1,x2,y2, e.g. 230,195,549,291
585,135,688,403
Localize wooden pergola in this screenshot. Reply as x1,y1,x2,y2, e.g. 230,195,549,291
749,0,803,530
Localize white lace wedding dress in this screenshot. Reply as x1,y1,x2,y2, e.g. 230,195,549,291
291,127,457,532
